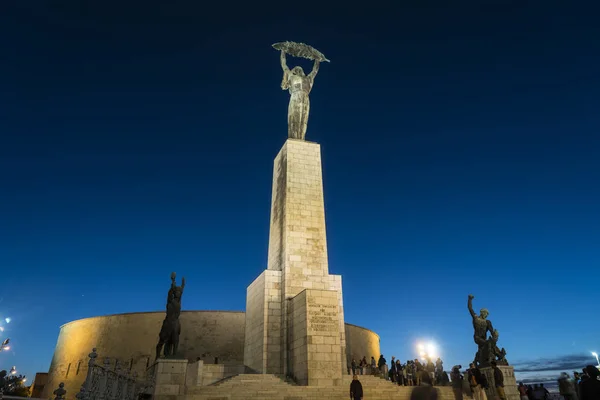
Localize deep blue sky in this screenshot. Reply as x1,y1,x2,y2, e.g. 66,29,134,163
1,1,599,383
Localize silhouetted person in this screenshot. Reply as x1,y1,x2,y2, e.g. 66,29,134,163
378,354,387,377
435,358,444,385
531,384,543,400
579,365,600,400
396,359,405,386
415,359,424,386
451,365,464,400
411,367,439,400
574,372,582,399
370,356,376,374
558,373,579,400
491,361,506,400
518,382,529,400
350,375,363,400
468,363,487,400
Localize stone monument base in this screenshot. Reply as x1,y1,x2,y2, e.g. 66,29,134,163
289,288,343,386
481,365,519,400
147,358,189,400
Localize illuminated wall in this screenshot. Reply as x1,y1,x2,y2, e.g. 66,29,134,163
42,311,379,399
345,323,381,367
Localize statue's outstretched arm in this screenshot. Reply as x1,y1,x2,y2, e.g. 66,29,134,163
468,295,476,318
308,59,320,81
280,50,289,72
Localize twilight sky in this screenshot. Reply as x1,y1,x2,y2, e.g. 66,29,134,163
1,1,599,384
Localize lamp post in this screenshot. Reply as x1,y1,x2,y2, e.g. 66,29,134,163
0,339,9,352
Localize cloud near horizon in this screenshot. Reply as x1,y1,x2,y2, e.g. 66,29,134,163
513,353,594,373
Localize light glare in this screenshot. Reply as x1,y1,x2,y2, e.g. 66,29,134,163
5,318,10,324
416,340,440,360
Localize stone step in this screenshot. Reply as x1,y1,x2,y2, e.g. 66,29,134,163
187,373,471,400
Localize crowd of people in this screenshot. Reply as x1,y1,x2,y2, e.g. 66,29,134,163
348,356,600,400
450,362,599,400
554,365,600,400
349,354,450,386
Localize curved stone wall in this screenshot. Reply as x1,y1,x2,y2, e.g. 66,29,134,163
345,323,381,367
43,311,379,398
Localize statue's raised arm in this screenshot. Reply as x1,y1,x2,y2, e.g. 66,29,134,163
468,294,476,318
280,50,290,73
308,59,320,82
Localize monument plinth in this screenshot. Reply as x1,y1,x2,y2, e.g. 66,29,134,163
481,365,519,400
244,139,346,385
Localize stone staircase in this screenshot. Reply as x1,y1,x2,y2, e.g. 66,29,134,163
185,373,470,400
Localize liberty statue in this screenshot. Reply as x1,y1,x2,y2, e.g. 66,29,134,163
273,41,329,141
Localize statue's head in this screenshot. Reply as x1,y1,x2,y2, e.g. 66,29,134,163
479,308,489,319
291,66,305,76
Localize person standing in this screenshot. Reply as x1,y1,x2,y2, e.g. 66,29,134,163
378,354,387,378
407,361,415,386
468,363,487,400
360,356,367,375
435,358,444,385
415,359,424,386
491,361,506,400
410,369,439,400
451,365,464,400
573,372,582,400
558,373,579,400
579,365,600,400
518,382,529,400
350,375,364,400
390,356,397,382
396,359,404,386
370,356,376,374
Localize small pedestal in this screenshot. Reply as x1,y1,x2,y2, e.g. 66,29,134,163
147,358,189,400
481,365,519,400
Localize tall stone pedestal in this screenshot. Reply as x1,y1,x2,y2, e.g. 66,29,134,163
147,358,189,400
481,366,519,400
244,139,346,386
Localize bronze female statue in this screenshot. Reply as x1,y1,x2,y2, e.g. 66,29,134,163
273,41,329,141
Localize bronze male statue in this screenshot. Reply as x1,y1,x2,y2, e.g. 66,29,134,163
156,272,185,359
468,294,495,366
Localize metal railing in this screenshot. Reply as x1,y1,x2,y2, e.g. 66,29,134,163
76,349,140,400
